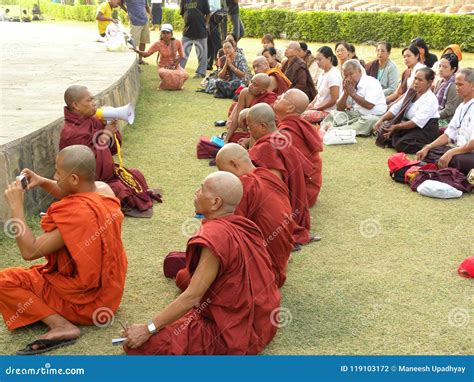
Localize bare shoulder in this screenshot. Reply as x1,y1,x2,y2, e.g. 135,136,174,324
94,181,115,197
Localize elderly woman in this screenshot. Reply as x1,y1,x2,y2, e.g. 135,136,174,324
257,34,284,62
386,45,426,104
302,46,342,124
410,37,438,68
320,59,386,136
214,41,251,98
433,44,463,76
374,67,440,153
365,42,399,97
299,42,322,85
135,24,188,90
434,53,462,125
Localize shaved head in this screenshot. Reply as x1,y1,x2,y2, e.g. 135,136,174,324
64,85,89,108
57,145,96,182
288,41,301,50
252,56,269,74
204,171,243,211
216,143,254,177
253,73,271,89
247,103,277,131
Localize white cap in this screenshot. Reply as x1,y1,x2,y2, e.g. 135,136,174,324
161,24,173,33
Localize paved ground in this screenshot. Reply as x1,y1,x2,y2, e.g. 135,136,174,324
0,22,136,146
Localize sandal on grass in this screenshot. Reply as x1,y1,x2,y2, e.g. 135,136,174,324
16,338,77,355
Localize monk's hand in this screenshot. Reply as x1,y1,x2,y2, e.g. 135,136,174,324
20,168,43,190
238,137,250,149
4,180,25,212
438,151,453,169
123,324,151,349
105,120,119,135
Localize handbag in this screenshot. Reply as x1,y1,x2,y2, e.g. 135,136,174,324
323,128,357,145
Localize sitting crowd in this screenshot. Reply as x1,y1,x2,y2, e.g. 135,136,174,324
1,16,473,358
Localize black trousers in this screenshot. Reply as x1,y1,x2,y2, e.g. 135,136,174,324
425,146,474,175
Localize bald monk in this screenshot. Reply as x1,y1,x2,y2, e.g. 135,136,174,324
124,172,280,355
216,144,295,287
59,85,161,218
225,73,278,144
282,42,316,101
248,103,316,245
252,56,291,95
1,145,127,355
274,89,323,207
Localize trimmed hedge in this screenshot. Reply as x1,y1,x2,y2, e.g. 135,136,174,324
2,1,472,52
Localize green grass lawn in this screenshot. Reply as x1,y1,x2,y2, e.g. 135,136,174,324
0,21,473,355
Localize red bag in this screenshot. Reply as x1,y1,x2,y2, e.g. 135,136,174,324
388,153,420,175
196,136,220,159
163,252,187,278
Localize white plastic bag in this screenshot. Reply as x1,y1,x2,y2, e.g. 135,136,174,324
323,128,357,145
105,22,128,52
417,180,463,199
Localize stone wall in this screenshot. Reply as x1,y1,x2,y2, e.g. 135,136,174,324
0,62,141,225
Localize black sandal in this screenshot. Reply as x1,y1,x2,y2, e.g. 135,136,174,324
16,338,78,355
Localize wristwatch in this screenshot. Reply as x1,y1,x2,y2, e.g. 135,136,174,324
147,320,157,334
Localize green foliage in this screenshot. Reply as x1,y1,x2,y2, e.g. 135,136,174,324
1,0,472,51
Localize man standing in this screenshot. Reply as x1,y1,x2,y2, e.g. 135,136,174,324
124,0,150,65
224,0,244,41
179,0,210,79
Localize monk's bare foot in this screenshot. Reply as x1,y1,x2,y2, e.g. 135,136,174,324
39,325,80,342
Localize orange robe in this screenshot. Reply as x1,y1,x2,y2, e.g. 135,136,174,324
278,114,323,207
249,133,313,244
235,168,295,288
127,215,280,355
267,68,291,95
0,193,128,330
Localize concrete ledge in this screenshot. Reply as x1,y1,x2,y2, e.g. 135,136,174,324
0,23,141,224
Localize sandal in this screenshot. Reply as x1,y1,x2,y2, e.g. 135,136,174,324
16,338,77,355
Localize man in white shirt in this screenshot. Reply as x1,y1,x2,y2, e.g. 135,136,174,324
321,59,387,136
417,68,474,175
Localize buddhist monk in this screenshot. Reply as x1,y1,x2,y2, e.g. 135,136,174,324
1,145,128,355
274,89,323,207
252,55,291,95
282,42,317,100
225,73,278,144
59,85,161,218
124,172,280,355
248,103,317,245
216,143,295,287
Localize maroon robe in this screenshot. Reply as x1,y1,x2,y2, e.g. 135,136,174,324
235,167,295,288
249,133,313,244
60,107,159,212
278,114,323,207
126,215,280,355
